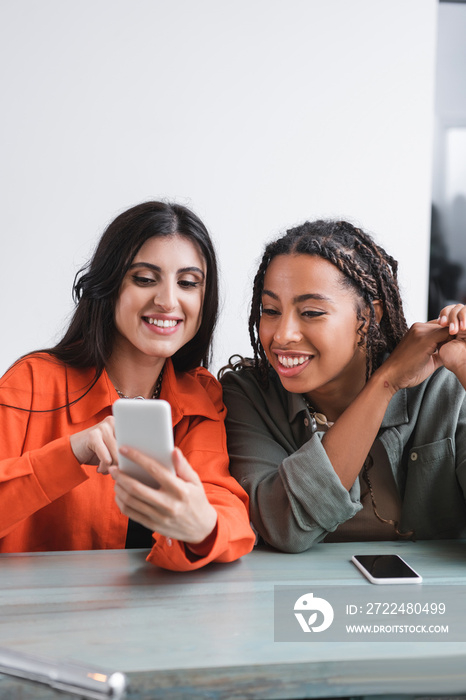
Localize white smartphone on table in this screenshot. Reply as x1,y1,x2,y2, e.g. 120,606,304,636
351,554,422,584
113,399,175,489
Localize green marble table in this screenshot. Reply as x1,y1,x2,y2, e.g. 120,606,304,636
1,540,466,699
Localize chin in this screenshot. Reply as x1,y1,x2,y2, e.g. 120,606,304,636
277,376,310,394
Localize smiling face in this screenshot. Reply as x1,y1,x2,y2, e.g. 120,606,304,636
259,254,369,415
113,234,206,364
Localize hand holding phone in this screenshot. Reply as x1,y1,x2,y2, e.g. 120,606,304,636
352,554,422,584
113,399,175,489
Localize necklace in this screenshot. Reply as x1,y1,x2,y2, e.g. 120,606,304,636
115,367,164,401
304,397,414,539
304,396,413,539
303,398,334,431
362,455,414,539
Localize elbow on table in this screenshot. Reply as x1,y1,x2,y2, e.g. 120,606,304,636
258,526,322,554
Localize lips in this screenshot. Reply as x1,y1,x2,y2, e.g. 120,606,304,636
142,316,179,328
277,354,310,368
142,316,182,335
273,351,312,377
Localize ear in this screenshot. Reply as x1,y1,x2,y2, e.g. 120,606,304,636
373,299,383,324
360,299,383,331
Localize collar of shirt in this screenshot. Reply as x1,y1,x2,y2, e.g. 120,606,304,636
66,358,220,426
285,379,409,430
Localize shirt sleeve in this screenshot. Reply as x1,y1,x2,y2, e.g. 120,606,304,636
0,360,89,539
222,370,362,553
146,373,255,571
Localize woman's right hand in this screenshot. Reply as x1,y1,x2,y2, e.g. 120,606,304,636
69,416,119,474
375,321,450,393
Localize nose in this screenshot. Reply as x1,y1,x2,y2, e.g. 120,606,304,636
153,280,177,311
273,311,302,344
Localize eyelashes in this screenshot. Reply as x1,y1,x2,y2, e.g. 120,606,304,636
178,280,201,289
131,275,202,289
132,275,154,285
261,308,326,318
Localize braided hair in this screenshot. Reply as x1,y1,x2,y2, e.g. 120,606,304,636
249,219,408,385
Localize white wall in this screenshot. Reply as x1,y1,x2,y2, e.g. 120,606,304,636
0,0,437,375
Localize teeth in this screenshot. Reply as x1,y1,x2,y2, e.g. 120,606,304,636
147,318,178,328
278,355,309,368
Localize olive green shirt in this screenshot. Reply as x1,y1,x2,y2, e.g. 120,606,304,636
221,365,466,552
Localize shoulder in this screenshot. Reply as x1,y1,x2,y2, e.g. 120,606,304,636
0,353,67,387
0,354,71,411
0,354,100,412
409,365,465,398
404,366,466,423
171,365,224,418
177,365,221,396
429,366,466,407
221,364,261,393
188,365,221,391
221,364,287,410
221,362,279,392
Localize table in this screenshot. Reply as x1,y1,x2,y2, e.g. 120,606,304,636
1,540,466,699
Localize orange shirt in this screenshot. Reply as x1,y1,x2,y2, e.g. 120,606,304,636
0,354,255,570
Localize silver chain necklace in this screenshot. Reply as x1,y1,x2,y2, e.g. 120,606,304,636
115,367,164,401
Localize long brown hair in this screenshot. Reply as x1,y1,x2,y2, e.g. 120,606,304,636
2,201,219,413
49,200,219,374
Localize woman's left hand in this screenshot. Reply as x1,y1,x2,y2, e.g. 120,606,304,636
437,303,466,377
109,446,218,547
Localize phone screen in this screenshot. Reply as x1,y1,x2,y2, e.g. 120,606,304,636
113,399,174,488
353,554,419,579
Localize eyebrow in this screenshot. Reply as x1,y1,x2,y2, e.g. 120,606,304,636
130,262,205,278
262,289,332,303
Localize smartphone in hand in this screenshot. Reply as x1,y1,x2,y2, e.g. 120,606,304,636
113,399,175,489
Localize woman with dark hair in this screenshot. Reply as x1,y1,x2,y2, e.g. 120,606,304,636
0,201,255,569
221,219,466,552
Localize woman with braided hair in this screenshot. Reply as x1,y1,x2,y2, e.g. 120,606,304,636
221,219,466,551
